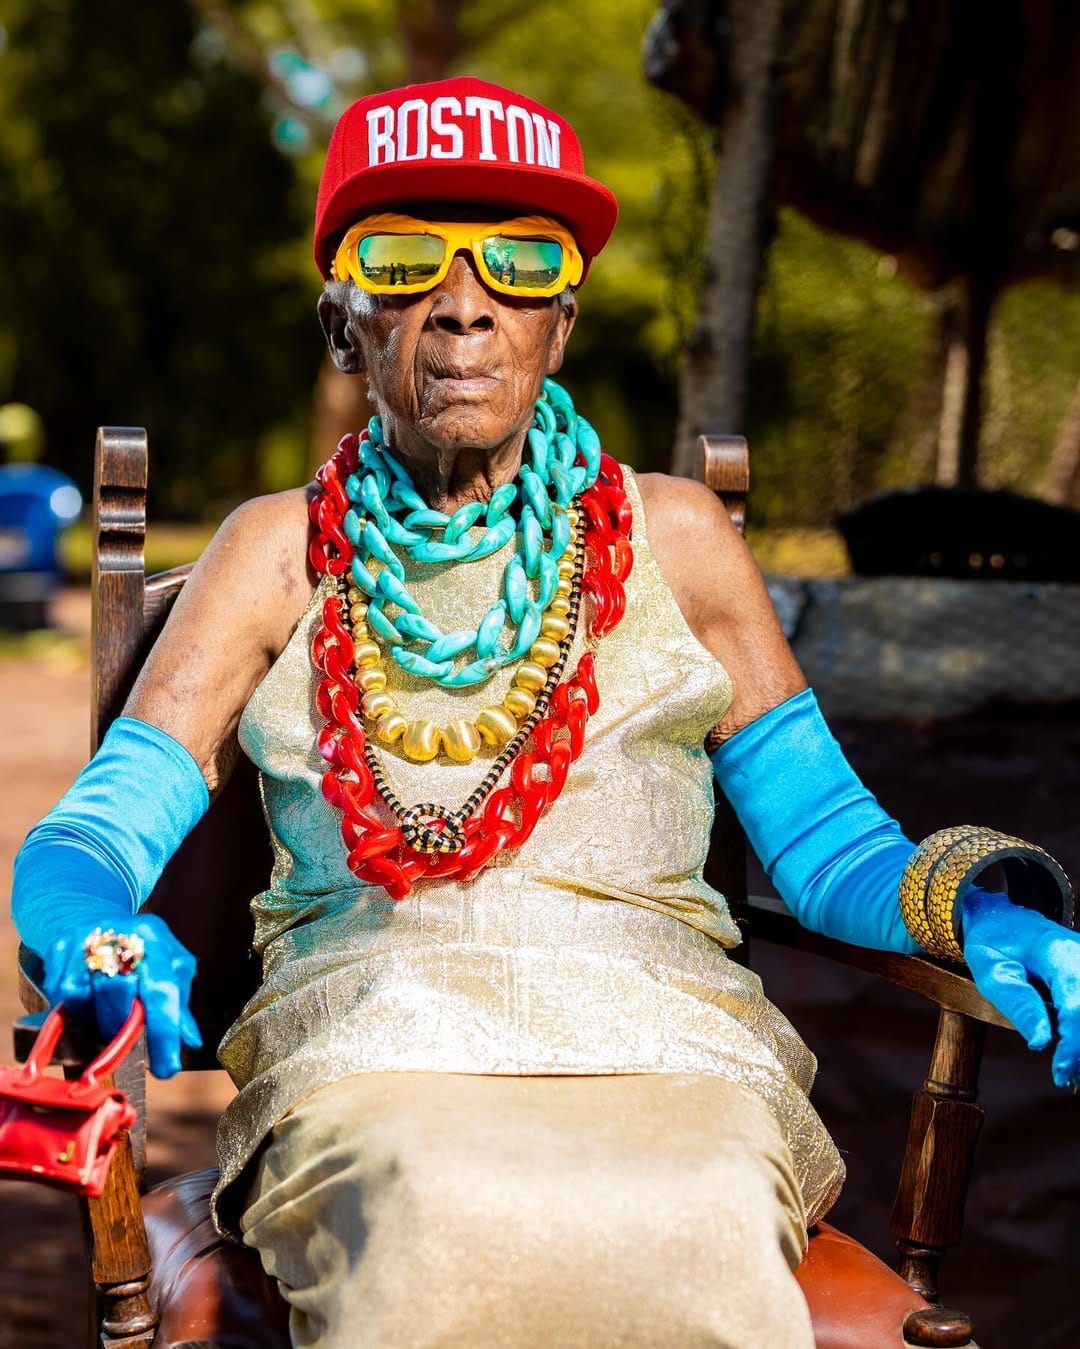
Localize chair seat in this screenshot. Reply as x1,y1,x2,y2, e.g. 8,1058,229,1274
143,1167,931,1348
796,1221,931,1348
144,1168,291,1348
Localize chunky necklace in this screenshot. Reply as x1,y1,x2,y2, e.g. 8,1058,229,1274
309,380,632,899
342,379,598,689
340,510,582,766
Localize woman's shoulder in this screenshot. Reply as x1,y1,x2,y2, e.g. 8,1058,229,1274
632,471,745,576
181,483,319,656
210,482,316,586
217,482,316,549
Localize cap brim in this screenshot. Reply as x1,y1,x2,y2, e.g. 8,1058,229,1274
315,160,618,280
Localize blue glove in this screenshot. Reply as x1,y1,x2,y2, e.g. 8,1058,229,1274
962,888,1080,1087
710,688,918,953
43,914,200,1078
12,716,210,1078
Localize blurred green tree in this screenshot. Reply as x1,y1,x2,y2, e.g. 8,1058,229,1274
0,0,319,517
7,0,1072,530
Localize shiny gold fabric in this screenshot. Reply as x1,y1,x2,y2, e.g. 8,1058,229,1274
213,468,844,1238
241,1071,815,1349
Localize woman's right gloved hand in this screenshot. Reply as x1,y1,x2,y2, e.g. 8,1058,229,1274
42,914,201,1078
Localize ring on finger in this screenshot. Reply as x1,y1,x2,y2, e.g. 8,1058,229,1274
83,927,145,977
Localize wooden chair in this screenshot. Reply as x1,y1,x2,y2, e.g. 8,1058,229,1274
12,427,1016,1347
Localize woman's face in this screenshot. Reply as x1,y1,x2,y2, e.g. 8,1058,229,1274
332,237,576,467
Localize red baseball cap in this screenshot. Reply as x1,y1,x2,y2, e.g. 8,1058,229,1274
313,77,619,281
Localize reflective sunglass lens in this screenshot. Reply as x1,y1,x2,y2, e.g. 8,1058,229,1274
481,236,563,290
356,232,444,286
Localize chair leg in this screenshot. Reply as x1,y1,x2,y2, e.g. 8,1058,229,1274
78,1133,157,1347
890,1009,987,1302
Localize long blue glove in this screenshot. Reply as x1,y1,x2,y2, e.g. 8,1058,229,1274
712,690,1080,1085
710,688,919,953
12,717,209,1077
962,889,1080,1086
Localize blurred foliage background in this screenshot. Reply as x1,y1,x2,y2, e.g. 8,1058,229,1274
0,0,1078,531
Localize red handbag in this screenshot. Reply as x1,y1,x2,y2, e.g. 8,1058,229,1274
0,1000,143,1197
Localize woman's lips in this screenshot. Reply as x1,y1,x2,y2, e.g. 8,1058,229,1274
426,373,499,399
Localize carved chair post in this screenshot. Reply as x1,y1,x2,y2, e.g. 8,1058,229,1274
81,426,157,1347
92,427,150,748
699,433,750,532
80,1135,157,1348
891,1010,988,1302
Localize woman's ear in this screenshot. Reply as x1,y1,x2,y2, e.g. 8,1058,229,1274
317,290,365,375
545,292,577,376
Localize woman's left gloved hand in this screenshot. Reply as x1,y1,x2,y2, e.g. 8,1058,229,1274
962,888,1080,1087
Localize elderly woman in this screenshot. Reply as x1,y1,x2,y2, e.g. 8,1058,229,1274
12,78,1080,1348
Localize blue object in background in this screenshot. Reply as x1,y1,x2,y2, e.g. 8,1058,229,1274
0,463,82,626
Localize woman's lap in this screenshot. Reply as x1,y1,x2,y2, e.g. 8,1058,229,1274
241,1071,814,1349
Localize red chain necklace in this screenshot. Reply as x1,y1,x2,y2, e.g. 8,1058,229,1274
308,429,633,900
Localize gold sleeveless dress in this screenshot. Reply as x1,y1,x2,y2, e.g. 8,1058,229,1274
212,469,843,1246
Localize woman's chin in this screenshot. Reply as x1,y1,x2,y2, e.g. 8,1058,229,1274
416,404,511,453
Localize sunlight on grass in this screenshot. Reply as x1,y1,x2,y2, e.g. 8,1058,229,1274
59,521,214,581
746,527,851,578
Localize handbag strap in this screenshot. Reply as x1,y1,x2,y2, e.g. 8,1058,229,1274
80,1000,145,1088
16,1000,145,1089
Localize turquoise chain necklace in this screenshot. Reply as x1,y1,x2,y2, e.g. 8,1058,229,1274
342,378,600,688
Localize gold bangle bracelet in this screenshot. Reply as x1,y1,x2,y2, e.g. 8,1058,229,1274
898,825,1074,963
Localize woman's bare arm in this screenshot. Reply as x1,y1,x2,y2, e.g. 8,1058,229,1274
124,485,316,792
635,472,806,741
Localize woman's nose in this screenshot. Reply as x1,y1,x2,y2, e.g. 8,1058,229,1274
428,254,497,332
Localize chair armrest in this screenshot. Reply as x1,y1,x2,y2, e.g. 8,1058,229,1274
747,893,1013,1030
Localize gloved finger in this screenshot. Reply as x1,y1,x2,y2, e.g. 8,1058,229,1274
43,937,91,1010
138,975,184,1078
168,942,197,998
91,972,138,1040
1051,1039,1080,1089
1008,928,1080,1082
160,937,201,1049
179,1006,203,1051
1039,936,1080,1086
966,946,1052,1050
174,969,201,1049
1038,932,1080,1018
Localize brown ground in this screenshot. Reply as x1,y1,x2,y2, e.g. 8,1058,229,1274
0,592,1078,1347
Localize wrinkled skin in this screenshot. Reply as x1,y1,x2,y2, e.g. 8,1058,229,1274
318,246,575,513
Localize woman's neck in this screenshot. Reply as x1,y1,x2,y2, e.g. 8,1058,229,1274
387,433,527,513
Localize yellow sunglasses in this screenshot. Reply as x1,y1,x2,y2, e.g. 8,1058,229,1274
331,213,584,299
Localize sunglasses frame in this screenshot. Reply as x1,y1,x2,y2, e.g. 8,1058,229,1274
331,213,584,298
